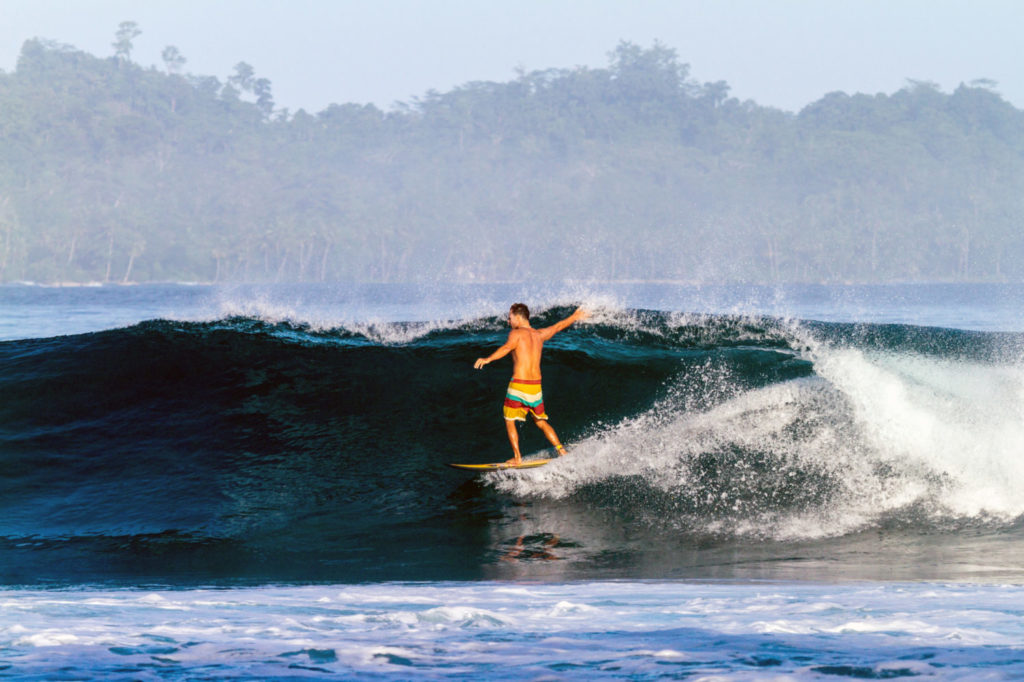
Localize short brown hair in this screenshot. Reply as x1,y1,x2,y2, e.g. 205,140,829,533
510,303,530,320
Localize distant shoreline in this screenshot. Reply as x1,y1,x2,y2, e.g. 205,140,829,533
5,41,1022,286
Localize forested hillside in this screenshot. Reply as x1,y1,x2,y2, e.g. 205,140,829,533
1,32,1022,283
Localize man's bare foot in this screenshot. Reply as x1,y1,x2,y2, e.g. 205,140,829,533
555,444,568,457
503,457,523,466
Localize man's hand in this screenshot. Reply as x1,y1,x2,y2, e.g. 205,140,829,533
474,358,489,369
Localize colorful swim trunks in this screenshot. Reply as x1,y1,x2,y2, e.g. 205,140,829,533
503,379,548,421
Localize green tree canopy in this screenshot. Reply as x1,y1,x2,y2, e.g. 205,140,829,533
0,34,1022,284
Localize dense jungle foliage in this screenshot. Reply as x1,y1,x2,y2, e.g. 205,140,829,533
1,29,1022,283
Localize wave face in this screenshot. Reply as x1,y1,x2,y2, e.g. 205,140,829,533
2,307,1024,584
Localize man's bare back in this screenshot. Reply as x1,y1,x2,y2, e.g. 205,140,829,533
474,304,587,464
504,327,544,379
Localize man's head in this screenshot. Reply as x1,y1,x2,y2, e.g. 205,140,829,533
508,302,530,327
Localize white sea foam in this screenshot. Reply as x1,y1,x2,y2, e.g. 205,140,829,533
807,343,1024,519
2,582,1023,679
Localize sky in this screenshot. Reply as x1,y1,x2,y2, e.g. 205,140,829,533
2,0,1022,114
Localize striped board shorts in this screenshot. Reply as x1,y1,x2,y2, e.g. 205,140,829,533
503,379,548,421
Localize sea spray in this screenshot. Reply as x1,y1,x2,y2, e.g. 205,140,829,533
490,316,1024,541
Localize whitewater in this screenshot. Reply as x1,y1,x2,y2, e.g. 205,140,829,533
2,282,1024,679
4,582,1024,679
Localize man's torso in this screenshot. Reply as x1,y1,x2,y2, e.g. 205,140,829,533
510,327,544,379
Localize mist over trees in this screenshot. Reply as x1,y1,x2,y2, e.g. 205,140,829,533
1,27,1023,283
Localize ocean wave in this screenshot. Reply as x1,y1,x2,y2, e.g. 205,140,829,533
1,309,1023,583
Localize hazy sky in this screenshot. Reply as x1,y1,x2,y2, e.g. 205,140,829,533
2,0,1022,113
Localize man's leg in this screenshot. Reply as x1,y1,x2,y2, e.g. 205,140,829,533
533,418,566,455
505,419,523,464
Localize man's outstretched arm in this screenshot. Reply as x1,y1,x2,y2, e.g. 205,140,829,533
474,332,518,369
539,307,588,341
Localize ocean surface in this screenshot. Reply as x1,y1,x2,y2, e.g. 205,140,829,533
2,281,1024,679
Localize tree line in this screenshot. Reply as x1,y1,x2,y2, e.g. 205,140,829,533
1,23,1022,283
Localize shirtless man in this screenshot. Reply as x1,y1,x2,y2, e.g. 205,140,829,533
474,303,588,464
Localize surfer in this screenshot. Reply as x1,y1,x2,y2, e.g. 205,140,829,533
474,304,588,465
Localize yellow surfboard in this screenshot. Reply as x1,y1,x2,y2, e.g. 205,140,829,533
447,459,552,471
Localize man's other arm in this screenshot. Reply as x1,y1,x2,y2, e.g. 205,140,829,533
474,331,520,369
539,307,588,341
